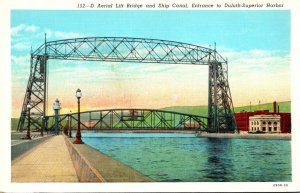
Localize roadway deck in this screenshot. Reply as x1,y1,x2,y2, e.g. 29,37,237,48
11,135,79,182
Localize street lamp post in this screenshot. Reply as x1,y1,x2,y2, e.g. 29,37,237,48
73,88,84,144
41,116,44,137
25,104,31,140
45,116,49,134
53,98,61,135
68,110,72,138
65,115,69,136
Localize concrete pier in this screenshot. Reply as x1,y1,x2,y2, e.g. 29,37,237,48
12,135,79,182
11,134,152,182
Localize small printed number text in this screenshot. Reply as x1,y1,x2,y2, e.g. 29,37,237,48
273,183,288,187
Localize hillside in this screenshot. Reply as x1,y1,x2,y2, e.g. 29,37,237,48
161,106,208,116
162,101,291,116
234,101,290,113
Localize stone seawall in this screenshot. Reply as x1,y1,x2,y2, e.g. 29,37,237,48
64,136,105,182
64,136,152,182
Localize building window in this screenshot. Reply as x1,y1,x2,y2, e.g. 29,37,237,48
274,122,277,125
262,127,266,131
274,127,277,131
269,127,272,132
262,121,266,125
268,121,271,125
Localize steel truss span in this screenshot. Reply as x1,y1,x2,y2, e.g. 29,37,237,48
46,109,208,131
17,37,237,133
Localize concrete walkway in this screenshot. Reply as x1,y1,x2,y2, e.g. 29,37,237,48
12,135,79,182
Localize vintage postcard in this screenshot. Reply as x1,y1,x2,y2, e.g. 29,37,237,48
1,0,300,192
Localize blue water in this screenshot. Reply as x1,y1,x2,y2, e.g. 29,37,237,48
79,132,291,182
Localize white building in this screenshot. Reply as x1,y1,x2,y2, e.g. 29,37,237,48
249,115,281,133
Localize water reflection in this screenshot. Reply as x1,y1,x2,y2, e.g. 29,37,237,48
203,138,233,181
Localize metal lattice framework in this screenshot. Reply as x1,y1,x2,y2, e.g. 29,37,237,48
46,109,207,131
17,37,237,133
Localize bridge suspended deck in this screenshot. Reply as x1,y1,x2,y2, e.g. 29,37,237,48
45,109,208,131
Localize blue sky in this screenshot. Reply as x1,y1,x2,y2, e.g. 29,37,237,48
11,10,291,117
11,10,290,51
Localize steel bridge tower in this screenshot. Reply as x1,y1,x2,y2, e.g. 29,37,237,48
17,53,48,132
207,46,237,133
17,37,237,133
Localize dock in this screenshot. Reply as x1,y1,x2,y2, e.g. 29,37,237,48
11,134,152,182
12,135,79,182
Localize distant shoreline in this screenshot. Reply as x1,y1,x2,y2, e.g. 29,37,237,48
197,132,291,140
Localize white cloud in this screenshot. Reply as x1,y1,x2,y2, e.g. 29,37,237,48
54,31,88,39
11,25,91,52
11,55,30,66
11,24,39,37
222,50,290,74
25,24,39,33
11,42,31,50
248,49,268,55
223,49,289,61
43,29,89,40
11,24,26,37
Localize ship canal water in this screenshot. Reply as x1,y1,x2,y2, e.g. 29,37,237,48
78,132,291,182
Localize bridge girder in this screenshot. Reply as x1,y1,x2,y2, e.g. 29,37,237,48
33,37,219,64
45,109,208,131
17,37,237,133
